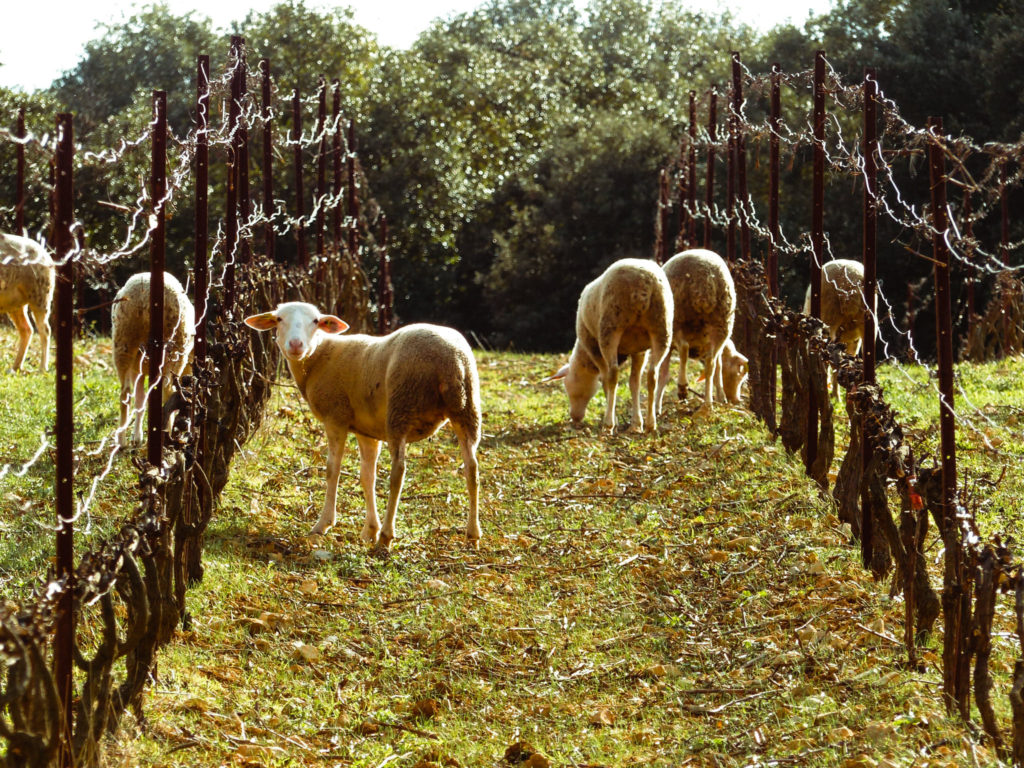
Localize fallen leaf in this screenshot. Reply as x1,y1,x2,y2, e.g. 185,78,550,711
589,708,615,727
411,698,441,719
503,741,536,764
298,579,318,596
291,643,320,662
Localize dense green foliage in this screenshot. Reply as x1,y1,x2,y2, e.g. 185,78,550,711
0,0,1021,349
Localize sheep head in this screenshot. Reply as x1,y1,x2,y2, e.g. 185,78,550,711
245,301,349,362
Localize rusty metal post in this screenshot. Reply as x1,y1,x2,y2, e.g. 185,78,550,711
53,112,75,768
236,44,251,267
1000,161,1010,355
703,88,717,250
806,51,826,476
929,116,963,716
148,91,167,469
224,38,242,310
656,168,669,264
195,57,210,364
316,75,327,258
293,89,308,268
346,118,360,263
15,108,26,235
861,67,879,567
726,85,736,263
732,52,750,262
378,214,393,333
963,191,975,347
768,64,780,298
260,58,275,263
688,91,697,248
332,79,343,250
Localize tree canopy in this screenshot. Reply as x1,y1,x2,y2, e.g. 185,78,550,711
1,0,1021,350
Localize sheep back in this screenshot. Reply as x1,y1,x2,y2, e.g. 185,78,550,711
804,259,865,346
576,258,673,363
300,323,480,444
112,272,196,378
0,234,55,316
663,248,736,347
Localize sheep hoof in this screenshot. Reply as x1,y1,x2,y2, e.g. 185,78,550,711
627,423,644,434
360,524,379,544
309,522,332,536
465,528,481,549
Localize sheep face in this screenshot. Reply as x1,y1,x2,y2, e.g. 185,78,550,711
244,301,349,361
549,343,600,427
720,341,748,405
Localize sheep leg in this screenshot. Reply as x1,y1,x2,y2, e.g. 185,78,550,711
627,352,644,433
9,308,32,372
451,420,481,546
697,342,722,417
597,331,624,433
379,438,408,550
651,337,671,428
675,336,690,400
28,305,50,372
356,435,382,544
131,367,147,446
311,427,348,536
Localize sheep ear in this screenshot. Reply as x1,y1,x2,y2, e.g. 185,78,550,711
541,363,570,383
317,315,349,334
244,312,278,331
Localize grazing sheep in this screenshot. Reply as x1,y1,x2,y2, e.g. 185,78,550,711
244,302,481,549
694,338,748,405
803,258,866,396
548,258,673,434
658,248,736,414
0,233,55,372
112,272,196,447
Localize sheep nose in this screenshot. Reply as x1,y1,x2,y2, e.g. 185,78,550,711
288,339,305,356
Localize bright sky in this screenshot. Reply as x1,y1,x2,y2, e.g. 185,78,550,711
0,0,832,92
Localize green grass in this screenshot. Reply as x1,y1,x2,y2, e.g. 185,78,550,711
0,328,136,601
0,327,1021,766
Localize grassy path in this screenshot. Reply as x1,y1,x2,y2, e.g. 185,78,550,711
107,351,1015,767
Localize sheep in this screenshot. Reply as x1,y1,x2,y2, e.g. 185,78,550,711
803,258,866,396
548,257,673,434
112,272,196,447
0,233,55,372
694,338,749,406
244,302,481,550
658,248,736,414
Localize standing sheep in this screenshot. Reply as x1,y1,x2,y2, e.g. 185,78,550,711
0,233,55,372
548,258,673,434
658,249,737,413
244,302,481,550
112,272,196,447
803,258,866,396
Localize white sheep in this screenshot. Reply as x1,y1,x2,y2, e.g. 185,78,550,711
0,233,55,372
803,258,866,396
658,248,736,413
694,337,748,406
244,302,481,549
548,257,673,434
112,272,196,447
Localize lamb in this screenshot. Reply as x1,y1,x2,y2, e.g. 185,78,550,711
803,258,866,396
694,338,748,406
0,233,55,372
244,302,481,550
548,257,673,434
658,248,737,413
112,272,196,447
